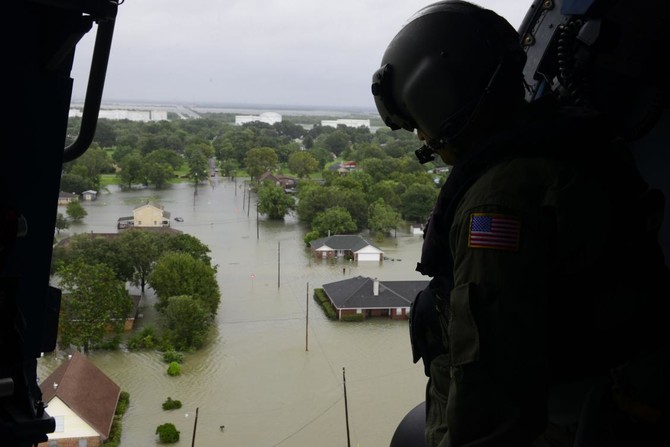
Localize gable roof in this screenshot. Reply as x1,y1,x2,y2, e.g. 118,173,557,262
40,352,120,440
133,201,164,211
322,276,428,309
310,235,382,253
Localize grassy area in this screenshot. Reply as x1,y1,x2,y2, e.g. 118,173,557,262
100,174,120,188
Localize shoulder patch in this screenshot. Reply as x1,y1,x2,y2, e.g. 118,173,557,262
468,213,521,251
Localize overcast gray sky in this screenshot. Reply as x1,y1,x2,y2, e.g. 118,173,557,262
71,0,532,110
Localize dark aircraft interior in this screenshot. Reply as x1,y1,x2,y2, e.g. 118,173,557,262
1,1,668,446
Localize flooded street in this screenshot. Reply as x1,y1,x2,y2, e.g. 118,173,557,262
38,178,428,446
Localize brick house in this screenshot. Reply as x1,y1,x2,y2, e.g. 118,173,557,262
309,235,384,262
322,276,428,320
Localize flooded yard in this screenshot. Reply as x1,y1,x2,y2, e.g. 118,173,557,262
39,178,428,446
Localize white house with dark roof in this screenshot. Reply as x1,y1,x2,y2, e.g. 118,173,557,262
322,276,428,320
309,234,384,262
38,351,120,447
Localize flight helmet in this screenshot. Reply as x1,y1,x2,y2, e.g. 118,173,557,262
371,1,527,151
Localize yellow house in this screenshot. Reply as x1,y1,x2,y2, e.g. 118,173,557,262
133,202,170,228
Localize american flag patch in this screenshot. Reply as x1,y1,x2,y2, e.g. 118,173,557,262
468,213,521,251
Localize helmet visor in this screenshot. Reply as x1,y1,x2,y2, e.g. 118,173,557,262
371,63,416,132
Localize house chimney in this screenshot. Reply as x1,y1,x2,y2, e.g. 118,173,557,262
373,277,379,296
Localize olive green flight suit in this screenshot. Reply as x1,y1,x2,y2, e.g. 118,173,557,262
424,144,668,446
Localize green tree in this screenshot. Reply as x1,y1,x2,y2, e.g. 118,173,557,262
358,157,400,183
111,144,135,165
214,126,255,164
312,207,357,236
276,141,300,164
145,148,183,171
368,199,401,237
401,183,438,222
144,161,174,189
322,130,349,155
163,233,213,266
51,233,133,281
64,145,113,191
296,184,340,225
55,213,69,234
257,182,296,220
369,180,404,210
65,201,87,222
156,423,180,443
219,158,240,178
148,252,221,314
185,144,210,193
308,147,332,168
117,230,162,294
296,182,369,230
60,173,91,194
287,151,319,178
118,152,145,189
244,146,278,179
57,260,133,352
349,142,386,162
160,295,212,351
162,397,182,410
336,187,369,230
77,145,115,175
166,362,181,376
92,119,117,148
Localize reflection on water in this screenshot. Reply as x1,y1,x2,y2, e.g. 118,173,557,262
39,179,427,446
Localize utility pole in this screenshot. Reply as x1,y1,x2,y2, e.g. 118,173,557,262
277,241,281,288
343,368,351,447
247,184,251,217
256,202,259,240
191,407,199,447
305,282,309,351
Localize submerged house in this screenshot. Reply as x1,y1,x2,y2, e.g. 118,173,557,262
322,276,428,320
258,171,297,192
117,201,171,229
38,352,120,447
309,235,384,262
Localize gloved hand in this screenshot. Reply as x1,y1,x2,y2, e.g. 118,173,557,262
410,286,448,376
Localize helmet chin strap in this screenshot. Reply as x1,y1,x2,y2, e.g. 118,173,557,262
413,63,504,165
412,58,511,165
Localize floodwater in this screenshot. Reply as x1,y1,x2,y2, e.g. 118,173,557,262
38,178,428,447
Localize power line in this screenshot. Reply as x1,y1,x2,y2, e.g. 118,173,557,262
272,395,344,447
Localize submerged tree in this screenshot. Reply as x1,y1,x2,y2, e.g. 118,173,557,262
156,423,180,443
57,260,133,352
65,200,87,222
148,252,220,314
160,295,212,351
257,182,295,220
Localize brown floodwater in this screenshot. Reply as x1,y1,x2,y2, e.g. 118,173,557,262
38,178,428,446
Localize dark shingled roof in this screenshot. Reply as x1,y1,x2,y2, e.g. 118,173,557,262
40,352,120,440
309,235,382,252
322,276,428,309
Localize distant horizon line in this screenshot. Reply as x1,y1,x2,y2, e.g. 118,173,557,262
71,97,378,115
